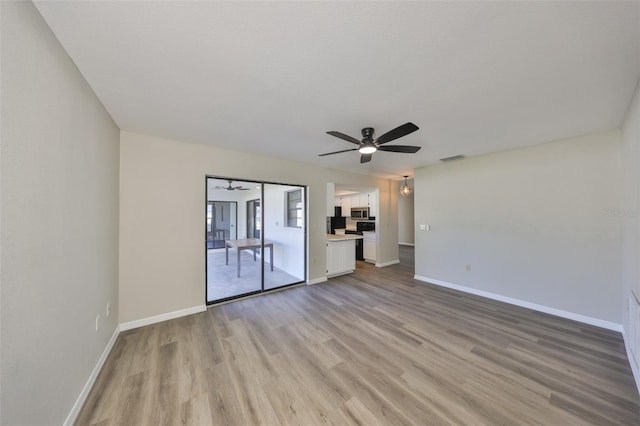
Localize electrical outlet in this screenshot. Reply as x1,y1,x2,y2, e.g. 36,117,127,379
465,264,471,272
96,315,101,331
106,302,111,318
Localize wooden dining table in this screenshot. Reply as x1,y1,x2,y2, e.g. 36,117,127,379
225,238,274,278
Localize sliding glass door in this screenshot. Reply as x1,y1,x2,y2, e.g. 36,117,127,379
206,177,306,304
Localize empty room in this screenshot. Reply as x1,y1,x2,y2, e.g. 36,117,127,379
2,1,640,425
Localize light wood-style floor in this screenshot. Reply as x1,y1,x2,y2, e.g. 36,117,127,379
77,246,640,425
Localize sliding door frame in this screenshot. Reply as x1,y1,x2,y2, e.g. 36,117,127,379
205,175,307,305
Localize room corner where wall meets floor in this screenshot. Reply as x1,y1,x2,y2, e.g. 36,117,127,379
414,119,640,393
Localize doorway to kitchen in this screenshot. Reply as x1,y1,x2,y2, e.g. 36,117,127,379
206,177,307,304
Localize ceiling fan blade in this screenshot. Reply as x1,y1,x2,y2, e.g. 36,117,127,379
375,122,419,145
360,153,372,163
214,186,226,189
377,145,421,153
319,148,358,157
326,131,361,145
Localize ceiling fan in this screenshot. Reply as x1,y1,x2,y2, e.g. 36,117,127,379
214,180,250,191
319,122,421,163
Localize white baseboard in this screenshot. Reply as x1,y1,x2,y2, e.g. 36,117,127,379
119,305,207,332
308,276,328,285
623,330,640,395
414,275,622,332
63,326,120,426
398,242,415,246
376,259,400,268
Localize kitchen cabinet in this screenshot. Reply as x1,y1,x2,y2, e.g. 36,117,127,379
334,191,378,217
341,196,351,217
326,235,360,277
356,194,368,207
333,196,351,217
363,231,376,263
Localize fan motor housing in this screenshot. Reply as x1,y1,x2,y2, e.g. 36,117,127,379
361,127,375,142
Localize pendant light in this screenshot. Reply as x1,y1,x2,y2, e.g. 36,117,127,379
400,176,412,196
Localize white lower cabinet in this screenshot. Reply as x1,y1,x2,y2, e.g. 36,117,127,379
363,232,376,263
326,239,356,276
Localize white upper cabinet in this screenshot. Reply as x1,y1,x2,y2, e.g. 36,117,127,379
353,194,367,207
332,190,378,217
341,196,351,217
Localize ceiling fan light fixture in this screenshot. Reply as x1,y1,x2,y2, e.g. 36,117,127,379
359,144,377,154
320,123,420,162
400,176,412,196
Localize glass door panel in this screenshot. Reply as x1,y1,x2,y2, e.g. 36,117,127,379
262,183,306,290
206,178,262,303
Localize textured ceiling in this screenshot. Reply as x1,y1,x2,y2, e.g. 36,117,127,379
35,1,640,179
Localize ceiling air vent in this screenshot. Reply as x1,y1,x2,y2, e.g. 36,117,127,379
440,154,465,162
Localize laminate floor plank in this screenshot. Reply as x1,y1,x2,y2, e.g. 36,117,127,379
341,396,385,426
75,247,640,425
202,363,244,426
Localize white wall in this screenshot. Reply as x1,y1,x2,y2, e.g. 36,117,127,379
0,2,120,425
622,79,640,334
414,131,622,324
398,179,415,245
119,131,399,323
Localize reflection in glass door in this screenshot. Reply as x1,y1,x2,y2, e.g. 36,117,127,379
207,201,237,249
206,177,307,304
247,199,261,239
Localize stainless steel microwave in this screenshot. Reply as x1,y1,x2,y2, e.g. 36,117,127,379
351,207,369,220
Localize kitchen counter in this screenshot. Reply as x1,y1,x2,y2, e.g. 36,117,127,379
326,234,363,241
326,235,361,277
